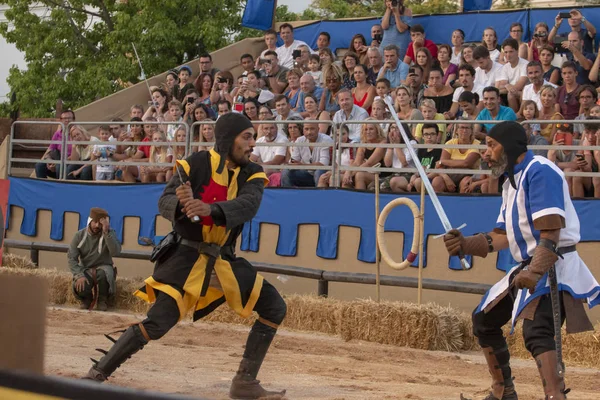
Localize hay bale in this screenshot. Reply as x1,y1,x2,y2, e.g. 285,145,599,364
2,253,37,269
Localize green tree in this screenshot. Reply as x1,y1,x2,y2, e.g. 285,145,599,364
306,0,459,19
492,0,530,9
0,0,244,117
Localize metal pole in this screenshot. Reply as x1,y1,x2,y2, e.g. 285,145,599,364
8,123,15,177
383,99,470,270
59,122,68,180
317,279,328,297
417,180,425,305
30,248,39,266
375,170,381,303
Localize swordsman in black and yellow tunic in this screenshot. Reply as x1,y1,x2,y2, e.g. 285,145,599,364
83,113,287,400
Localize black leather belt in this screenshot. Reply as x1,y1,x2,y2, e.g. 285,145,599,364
179,237,234,297
557,245,576,256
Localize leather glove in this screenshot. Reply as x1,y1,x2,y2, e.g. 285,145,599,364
443,229,489,258
513,270,543,294
443,229,465,256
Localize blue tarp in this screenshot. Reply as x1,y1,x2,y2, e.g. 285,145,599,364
7,178,600,272
278,7,600,52
463,0,492,12
242,0,277,31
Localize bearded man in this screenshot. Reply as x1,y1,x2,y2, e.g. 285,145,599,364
69,207,120,311
82,113,287,400
443,121,600,400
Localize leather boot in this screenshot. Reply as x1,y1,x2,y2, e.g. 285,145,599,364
535,351,568,400
96,296,108,312
82,324,148,382
481,346,518,400
96,274,109,311
80,297,92,310
229,325,286,400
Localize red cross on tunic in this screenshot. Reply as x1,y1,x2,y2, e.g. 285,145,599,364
198,178,228,226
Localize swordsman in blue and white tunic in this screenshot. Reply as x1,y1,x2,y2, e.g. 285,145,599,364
444,121,600,400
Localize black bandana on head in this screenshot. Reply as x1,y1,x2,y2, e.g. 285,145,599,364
487,121,528,189
213,113,254,173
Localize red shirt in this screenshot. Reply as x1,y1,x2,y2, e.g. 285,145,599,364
139,136,151,158
405,39,438,63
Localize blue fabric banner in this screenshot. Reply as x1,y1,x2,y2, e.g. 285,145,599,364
7,178,600,273
462,0,492,12
242,0,277,31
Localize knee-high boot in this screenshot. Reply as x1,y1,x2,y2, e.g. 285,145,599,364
535,350,568,400
82,324,149,382
480,346,518,400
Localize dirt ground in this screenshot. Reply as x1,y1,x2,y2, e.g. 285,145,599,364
45,307,600,400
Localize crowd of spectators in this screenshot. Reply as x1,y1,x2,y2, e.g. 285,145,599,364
34,4,600,198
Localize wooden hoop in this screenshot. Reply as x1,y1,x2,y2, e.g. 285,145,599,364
376,198,421,270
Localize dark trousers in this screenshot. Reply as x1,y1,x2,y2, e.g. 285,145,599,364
73,269,109,301
35,162,60,179
142,279,286,340
66,164,93,180
473,292,565,357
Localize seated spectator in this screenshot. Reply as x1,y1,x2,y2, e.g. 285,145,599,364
378,44,409,89
306,55,323,87
342,52,359,89
406,123,443,192
319,63,344,115
172,126,187,161
181,89,199,125
563,31,594,85
371,98,390,131
281,123,333,187
283,116,304,144
197,119,215,152
91,126,117,181
403,24,438,64
69,207,120,311
572,123,600,198
174,66,195,102
574,85,598,136
461,43,479,70
341,119,386,190
538,45,561,85
450,29,465,65
164,69,179,99
414,47,434,83
297,75,324,115
316,31,331,51
481,27,501,63
195,73,213,106
422,66,454,114
251,119,288,186
258,105,274,121
261,51,290,95
433,122,481,193
129,104,144,120
115,117,145,181
140,130,172,183
496,38,529,111
196,53,219,78
318,125,354,188
349,34,369,65
367,47,384,83
380,0,412,59
520,100,542,137
216,99,232,117
276,23,312,70
473,46,503,89
301,94,321,121
374,78,393,106
522,61,556,113
258,29,278,60
294,45,312,73
557,61,581,120
522,107,549,158
239,53,255,76
528,22,551,62
275,94,301,125
404,65,426,106
231,70,262,104
394,85,423,135
164,100,183,141
352,64,376,114
333,89,370,142
474,86,517,138
371,24,383,48
210,71,234,106
143,87,170,121
415,99,446,143
538,85,563,142
243,99,261,132
501,22,529,60
319,48,335,67
445,64,483,120
282,69,302,108
549,9,597,54
35,109,75,179
67,125,95,181
380,123,417,193
457,91,480,121
547,123,584,196
437,44,458,86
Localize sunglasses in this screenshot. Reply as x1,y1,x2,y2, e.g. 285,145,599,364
555,123,572,130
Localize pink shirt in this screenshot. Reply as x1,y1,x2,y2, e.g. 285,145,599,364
48,130,72,157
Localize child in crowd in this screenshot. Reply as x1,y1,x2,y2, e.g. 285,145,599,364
176,66,195,102
370,98,390,132
306,54,323,87
407,124,443,193
197,119,215,152
165,100,183,141
318,125,354,187
173,126,187,162
520,100,541,137
140,131,172,183
415,99,446,143
91,126,117,181
374,78,393,106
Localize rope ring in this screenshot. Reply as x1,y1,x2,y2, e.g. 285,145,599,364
376,198,421,270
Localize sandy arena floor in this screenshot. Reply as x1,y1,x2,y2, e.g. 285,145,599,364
45,307,600,400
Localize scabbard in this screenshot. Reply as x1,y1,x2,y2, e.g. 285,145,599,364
548,265,565,378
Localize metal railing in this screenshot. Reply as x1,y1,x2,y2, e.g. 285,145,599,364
3,238,492,297
9,118,600,185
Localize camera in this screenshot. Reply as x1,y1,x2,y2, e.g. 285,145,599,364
533,32,547,38
187,97,194,104
391,0,398,6
373,33,383,43
292,49,302,59
218,77,227,83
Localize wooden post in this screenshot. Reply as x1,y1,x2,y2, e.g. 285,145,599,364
417,180,425,305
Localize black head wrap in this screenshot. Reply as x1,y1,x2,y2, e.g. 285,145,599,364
487,121,528,189
213,112,253,173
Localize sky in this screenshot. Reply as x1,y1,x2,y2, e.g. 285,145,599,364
0,1,312,101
